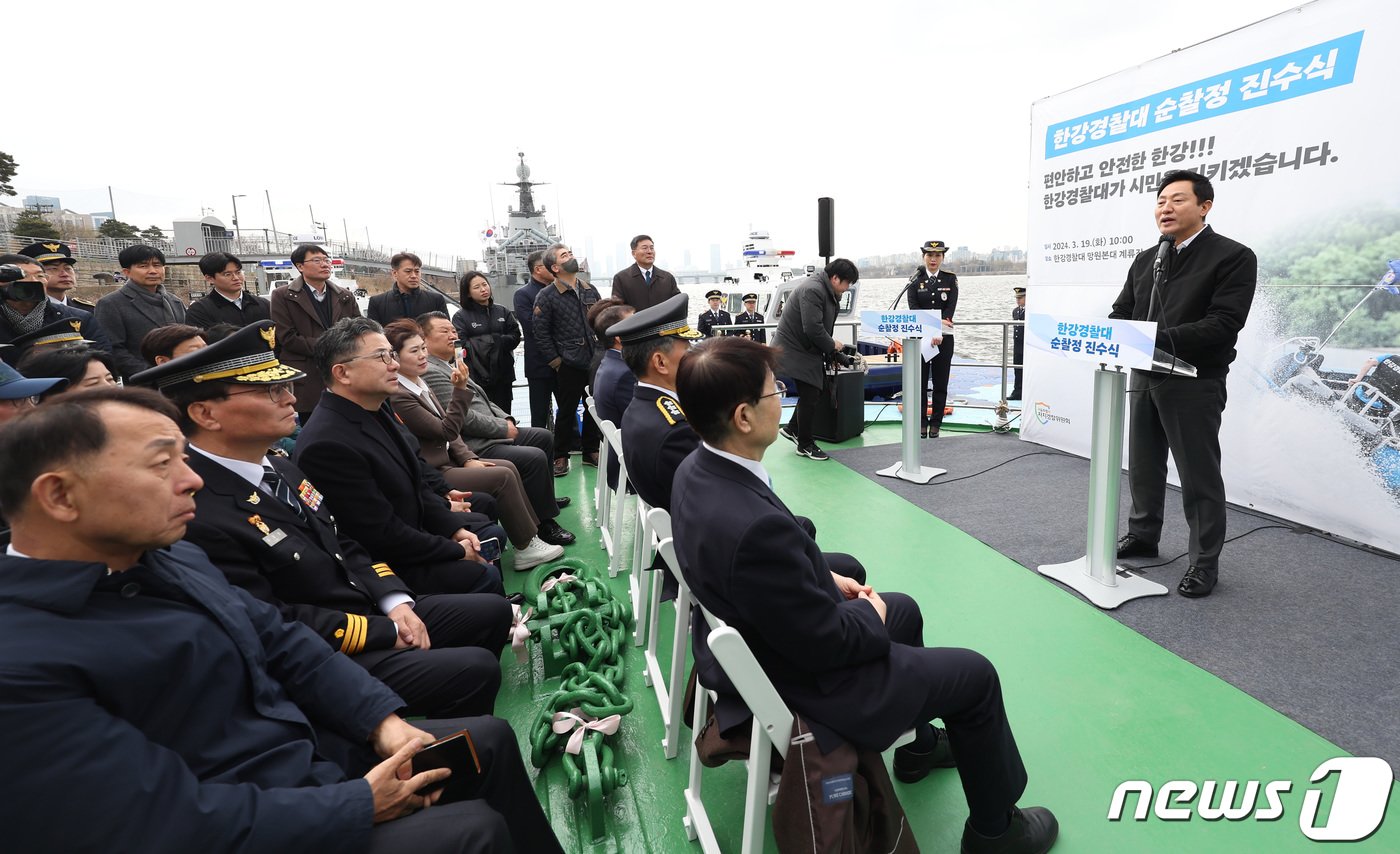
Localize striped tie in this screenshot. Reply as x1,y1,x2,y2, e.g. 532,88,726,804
262,465,305,519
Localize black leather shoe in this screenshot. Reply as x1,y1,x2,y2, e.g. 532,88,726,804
892,727,955,783
538,520,576,546
555,496,571,509
960,806,1059,854
1115,533,1158,559
1177,565,1217,598
581,452,599,467
506,592,526,606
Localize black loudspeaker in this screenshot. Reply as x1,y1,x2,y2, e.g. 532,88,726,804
817,197,835,258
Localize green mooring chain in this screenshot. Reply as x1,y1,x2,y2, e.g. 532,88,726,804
524,558,635,841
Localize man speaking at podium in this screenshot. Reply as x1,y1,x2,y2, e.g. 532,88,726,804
1109,169,1256,599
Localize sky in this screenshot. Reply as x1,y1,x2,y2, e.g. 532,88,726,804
7,0,1310,274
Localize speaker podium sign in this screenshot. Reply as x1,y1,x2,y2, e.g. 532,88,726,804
860,310,945,484
1029,313,1192,608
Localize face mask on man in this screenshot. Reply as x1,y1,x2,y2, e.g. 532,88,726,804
560,259,580,274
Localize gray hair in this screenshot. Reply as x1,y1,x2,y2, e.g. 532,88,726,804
313,316,385,386
542,243,569,273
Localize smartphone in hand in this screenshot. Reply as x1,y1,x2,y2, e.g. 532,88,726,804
413,729,482,803
477,537,502,563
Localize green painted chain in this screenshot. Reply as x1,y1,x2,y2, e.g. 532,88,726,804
523,558,636,841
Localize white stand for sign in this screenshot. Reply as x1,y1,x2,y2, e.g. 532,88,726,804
1037,350,1196,609
876,335,945,484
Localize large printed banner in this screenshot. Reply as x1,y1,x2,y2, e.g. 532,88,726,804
1024,0,1400,554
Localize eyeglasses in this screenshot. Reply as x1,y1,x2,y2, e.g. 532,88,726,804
758,381,787,400
2,395,40,409
225,382,296,404
302,258,333,266
339,349,398,366
217,269,244,277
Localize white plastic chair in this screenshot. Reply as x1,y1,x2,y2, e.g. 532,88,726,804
681,597,915,854
646,519,691,761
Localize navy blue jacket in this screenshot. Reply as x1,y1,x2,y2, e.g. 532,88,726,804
591,348,637,489
0,542,401,852
621,383,698,512
513,278,553,379
672,448,924,752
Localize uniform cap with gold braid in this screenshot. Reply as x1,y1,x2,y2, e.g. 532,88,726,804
920,240,948,255
1,318,94,366
18,241,77,266
129,320,305,389
606,292,704,345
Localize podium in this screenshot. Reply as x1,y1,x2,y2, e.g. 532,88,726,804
1028,313,1197,609
859,311,946,484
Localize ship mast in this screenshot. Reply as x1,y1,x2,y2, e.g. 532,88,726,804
501,151,548,217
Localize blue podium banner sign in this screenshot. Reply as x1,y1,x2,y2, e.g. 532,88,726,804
861,310,943,362
1027,313,1156,369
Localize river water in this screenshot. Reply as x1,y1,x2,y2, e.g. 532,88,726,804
855,274,1028,364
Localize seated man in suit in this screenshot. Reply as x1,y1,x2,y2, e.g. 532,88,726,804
295,317,504,597
671,336,1057,854
135,321,512,720
0,387,564,853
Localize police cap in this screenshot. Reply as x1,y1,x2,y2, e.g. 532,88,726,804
1,318,93,366
606,293,703,345
131,320,304,390
19,241,77,266
705,289,723,300
921,240,948,255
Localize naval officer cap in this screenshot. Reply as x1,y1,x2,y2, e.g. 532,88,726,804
130,320,305,390
742,293,758,302
19,241,77,266
921,240,948,255
705,289,723,300
1,318,93,365
607,293,704,345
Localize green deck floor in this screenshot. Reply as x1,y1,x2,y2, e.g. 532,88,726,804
499,423,1399,852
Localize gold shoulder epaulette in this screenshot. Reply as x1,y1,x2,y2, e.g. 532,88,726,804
657,395,686,426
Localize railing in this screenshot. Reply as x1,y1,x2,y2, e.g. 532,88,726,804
709,318,1027,412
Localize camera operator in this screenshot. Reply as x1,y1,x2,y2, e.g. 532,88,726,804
0,256,110,353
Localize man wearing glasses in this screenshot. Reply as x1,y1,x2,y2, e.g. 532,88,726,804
269,244,362,422
185,252,272,331
295,318,504,598
135,321,511,720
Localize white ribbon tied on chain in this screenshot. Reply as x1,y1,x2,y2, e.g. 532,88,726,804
539,573,578,594
550,708,622,755
509,604,533,662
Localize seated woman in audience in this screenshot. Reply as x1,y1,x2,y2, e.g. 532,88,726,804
140,324,207,366
385,319,563,571
17,347,118,401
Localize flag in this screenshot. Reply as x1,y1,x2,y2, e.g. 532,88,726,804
1377,259,1400,295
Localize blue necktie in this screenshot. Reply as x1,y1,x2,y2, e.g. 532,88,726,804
262,465,305,520
644,269,653,286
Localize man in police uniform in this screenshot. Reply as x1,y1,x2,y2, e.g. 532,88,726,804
1010,287,1026,401
134,321,511,719
734,292,766,344
613,294,704,513
19,241,95,310
697,289,732,337
907,240,959,437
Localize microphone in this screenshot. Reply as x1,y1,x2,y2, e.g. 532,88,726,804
1151,233,1173,277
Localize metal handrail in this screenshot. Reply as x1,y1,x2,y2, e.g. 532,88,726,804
708,318,1027,410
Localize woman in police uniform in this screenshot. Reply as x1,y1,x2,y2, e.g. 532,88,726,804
907,240,959,437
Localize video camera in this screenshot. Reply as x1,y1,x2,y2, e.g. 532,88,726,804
0,263,45,302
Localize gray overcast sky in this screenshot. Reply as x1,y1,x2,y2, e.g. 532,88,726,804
8,0,1304,272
